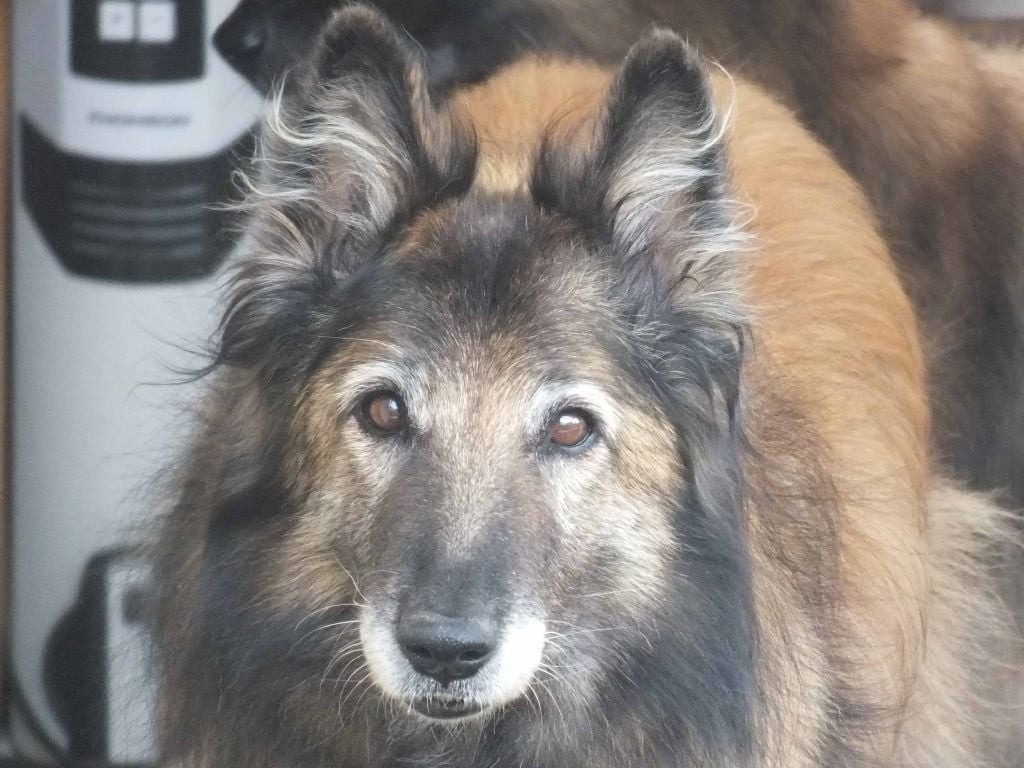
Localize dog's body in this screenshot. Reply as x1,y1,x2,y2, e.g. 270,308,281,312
155,9,1021,768
216,0,1024,508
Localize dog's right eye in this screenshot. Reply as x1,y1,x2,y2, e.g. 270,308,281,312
360,391,408,436
547,407,596,453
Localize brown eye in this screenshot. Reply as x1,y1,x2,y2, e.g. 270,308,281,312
549,408,594,450
362,391,407,435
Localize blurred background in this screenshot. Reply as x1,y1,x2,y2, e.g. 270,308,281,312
2,1,261,765
0,1,1019,766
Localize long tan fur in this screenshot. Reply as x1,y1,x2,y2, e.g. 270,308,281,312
456,54,1020,766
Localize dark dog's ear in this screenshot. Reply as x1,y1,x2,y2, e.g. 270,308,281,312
533,31,747,306
278,4,477,239
218,5,476,374
535,31,748,502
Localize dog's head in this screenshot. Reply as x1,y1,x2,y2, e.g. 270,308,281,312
189,5,753,758
213,0,511,94
214,0,339,93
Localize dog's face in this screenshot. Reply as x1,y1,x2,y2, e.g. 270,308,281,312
194,6,753,754
290,204,690,719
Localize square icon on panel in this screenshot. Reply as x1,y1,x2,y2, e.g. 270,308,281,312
139,0,177,43
98,0,136,42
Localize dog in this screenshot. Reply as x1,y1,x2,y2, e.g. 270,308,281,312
214,0,1024,511
155,7,1021,767
214,0,565,94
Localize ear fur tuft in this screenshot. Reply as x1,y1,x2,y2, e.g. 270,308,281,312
216,5,477,376
532,30,749,305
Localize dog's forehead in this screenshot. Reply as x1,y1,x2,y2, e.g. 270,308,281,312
382,198,614,340
325,198,626,393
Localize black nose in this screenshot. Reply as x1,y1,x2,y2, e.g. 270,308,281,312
397,613,497,685
214,21,266,63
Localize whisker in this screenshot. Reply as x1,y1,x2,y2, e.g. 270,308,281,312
289,618,361,654
294,601,365,631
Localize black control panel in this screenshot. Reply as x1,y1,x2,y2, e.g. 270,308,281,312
71,0,205,82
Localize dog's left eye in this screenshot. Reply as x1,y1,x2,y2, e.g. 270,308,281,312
360,391,408,436
548,408,595,451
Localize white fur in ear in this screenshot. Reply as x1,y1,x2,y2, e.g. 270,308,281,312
214,5,476,371
599,33,751,279
533,31,752,308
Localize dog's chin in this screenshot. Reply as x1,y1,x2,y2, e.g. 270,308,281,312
368,665,537,724
386,675,527,724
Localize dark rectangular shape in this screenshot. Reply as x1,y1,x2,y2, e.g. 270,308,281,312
71,0,205,82
20,116,253,282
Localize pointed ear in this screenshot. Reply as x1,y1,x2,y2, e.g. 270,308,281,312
265,3,477,243
218,5,476,374
532,31,747,297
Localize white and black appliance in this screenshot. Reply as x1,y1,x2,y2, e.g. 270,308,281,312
9,0,261,762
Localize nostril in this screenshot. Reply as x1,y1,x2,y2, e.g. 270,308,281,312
457,647,487,663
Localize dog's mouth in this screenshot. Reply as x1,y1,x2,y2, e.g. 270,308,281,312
411,695,485,720
361,609,548,723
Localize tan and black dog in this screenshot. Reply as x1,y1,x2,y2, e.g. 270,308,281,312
154,7,1021,768
216,0,1024,509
